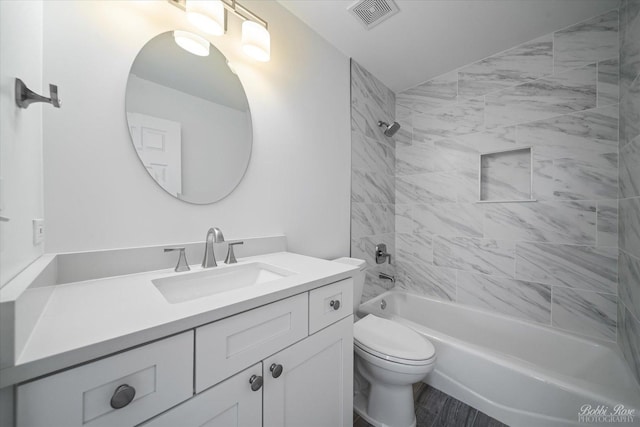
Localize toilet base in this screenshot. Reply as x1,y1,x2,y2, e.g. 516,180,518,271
354,392,417,427
354,350,431,427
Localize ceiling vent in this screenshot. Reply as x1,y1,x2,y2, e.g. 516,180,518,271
348,0,400,30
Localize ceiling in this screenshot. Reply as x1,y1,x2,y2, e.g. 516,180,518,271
278,0,619,93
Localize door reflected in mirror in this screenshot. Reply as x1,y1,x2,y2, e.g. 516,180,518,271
126,31,252,204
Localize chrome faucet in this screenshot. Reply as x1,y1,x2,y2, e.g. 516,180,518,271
202,227,225,268
379,272,395,283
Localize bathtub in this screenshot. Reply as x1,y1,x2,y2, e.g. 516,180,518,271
359,290,640,427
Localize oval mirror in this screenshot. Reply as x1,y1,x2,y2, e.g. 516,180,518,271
125,31,252,204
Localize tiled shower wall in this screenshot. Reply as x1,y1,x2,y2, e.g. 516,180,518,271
395,9,622,342
618,0,640,385
350,60,397,302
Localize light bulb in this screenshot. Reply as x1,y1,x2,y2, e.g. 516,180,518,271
241,20,270,62
173,30,210,56
186,0,225,36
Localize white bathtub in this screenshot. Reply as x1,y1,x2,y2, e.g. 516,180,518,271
359,290,640,427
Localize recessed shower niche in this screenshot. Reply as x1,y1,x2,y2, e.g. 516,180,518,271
479,147,535,202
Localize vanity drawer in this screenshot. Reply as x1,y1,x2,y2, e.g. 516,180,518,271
308,278,353,334
16,331,194,427
195,293,308,392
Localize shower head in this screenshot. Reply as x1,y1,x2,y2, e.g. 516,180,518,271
378,120,401,137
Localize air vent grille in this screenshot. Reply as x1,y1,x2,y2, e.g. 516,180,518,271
348,0,399,30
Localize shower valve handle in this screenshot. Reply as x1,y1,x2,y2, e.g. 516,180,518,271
375,243,391,264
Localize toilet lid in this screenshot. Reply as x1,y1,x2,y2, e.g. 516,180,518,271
354,314,435,362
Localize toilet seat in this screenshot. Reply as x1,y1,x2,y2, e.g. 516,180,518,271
355,341,435,366
354,315,435,365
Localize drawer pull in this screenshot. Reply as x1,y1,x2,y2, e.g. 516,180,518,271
270,363,283,378
329,300,341,310
249,375,263,391
110,384,136,409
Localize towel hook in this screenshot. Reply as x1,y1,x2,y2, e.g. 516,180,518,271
15,78,60,109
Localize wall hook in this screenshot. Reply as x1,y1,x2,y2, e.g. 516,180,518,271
15,78,60,109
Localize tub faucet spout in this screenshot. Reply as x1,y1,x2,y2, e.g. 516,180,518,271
202,227,225,268
379,273,395,283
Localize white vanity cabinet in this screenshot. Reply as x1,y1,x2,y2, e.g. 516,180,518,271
14,277,354,427
263,316,353,427
143,316,353,427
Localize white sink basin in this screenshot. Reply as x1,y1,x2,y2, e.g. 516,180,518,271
152,262,295,304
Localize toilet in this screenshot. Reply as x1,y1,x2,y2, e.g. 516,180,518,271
333,258,436,427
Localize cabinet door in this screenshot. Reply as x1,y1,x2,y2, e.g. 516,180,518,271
263,316,353,427
140,363,263,427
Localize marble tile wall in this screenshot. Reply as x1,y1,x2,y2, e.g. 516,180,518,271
351,60,397,302
618,0,640,386
395,9,623,343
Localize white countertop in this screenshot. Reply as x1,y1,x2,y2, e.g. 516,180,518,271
0,252,357,387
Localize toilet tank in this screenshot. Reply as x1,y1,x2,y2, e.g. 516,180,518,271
333,257,367,313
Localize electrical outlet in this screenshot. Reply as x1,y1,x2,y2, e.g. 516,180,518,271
33,219,45,245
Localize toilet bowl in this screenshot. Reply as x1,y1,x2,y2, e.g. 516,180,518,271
333,257,437,427
354,314,436,427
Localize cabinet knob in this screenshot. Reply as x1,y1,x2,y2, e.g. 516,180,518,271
270,363,283,378
330,300,340,310
110,384,136,409
249,375,263,391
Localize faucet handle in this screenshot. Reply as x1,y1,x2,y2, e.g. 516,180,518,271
225,241,244,264
164,247,190,272
375,243,391,264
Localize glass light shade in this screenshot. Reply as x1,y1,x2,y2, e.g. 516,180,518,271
186,1,225,36
173,30,210,56
241,21,270,62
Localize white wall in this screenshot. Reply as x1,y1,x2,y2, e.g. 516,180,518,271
0,1,44,288
126,75,251,202
42,1,351,258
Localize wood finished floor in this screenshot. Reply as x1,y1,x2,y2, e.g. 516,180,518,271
353,383,509,427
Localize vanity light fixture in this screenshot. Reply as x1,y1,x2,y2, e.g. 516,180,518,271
186,0,225,36
168,0,271,62
241,20,270,62
173,30,210,56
